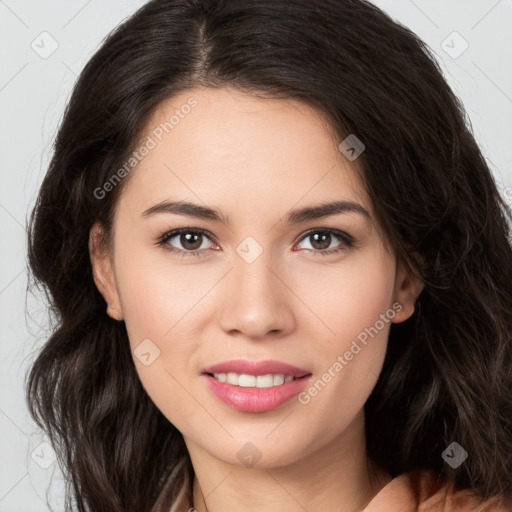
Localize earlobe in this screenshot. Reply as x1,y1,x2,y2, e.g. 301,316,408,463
89,222,124,321
391,259,424,324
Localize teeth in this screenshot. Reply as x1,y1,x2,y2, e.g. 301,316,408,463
212,372,295,388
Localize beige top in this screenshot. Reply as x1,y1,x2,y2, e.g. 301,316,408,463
151,455,512,512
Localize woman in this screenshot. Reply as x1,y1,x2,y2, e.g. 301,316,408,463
25,0,512,511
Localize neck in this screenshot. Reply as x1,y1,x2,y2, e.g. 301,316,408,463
188,411,392,512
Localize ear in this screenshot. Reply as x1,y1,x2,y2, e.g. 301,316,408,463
89,222,124,321
390,258,424,324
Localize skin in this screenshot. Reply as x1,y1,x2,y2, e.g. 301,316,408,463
90,87,423,512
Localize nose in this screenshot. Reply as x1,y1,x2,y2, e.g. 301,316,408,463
218,249,297,340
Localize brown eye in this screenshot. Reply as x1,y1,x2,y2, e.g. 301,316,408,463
158,228,215,258
309,232,332,250
178,232,203,251
296,229,354,256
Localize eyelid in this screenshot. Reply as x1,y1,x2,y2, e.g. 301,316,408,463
293,228,355,256
294,227,354,246
156,227,218,254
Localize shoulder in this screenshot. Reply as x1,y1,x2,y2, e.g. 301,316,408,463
413,470,512,512
363,469,512,512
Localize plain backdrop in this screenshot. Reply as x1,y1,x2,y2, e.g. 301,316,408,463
1,1,511,510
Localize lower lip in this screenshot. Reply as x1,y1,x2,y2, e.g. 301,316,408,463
202,373,312,413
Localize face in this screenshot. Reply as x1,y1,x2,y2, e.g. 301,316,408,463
90,86,421,468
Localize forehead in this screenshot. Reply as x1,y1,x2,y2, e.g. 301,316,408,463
118,87,374,224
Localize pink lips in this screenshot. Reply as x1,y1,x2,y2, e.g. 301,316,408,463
201,359,312,413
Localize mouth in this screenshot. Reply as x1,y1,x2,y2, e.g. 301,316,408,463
201,362,313,413
202,359,311,380
204,372,310,388
201,359,312,412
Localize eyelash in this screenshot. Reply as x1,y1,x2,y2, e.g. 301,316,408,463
156,227,355,259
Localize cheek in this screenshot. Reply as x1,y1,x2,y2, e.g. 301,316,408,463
294,248,395,425
114,266,205,432
297,245,395,353
112,244,220,429
114,244,209,344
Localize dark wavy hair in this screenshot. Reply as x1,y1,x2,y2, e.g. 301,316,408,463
25,0,512,510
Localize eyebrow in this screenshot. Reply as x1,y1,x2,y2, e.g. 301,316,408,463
141,199,370,225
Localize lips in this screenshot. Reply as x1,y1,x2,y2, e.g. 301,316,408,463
201,359,313,412
203,373,312,412
202,359,311,377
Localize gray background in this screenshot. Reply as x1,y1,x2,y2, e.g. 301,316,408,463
1,1,511,510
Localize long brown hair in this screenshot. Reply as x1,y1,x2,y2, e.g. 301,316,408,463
26,0,512,510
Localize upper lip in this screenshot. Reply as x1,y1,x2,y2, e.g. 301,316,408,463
202,359,311,377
